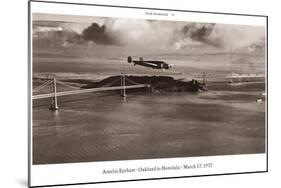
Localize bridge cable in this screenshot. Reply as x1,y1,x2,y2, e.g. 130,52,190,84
125,77,142,85
100,77,122,87
33,80,53,92
56,80,81,90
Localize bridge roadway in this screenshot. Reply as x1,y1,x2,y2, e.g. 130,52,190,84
33,84,150,100
226,74,265,78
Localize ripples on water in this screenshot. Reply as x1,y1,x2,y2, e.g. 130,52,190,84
33,87,265,164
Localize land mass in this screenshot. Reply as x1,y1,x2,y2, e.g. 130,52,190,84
80,75,207,93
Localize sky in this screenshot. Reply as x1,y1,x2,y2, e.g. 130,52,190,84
33,13,266,52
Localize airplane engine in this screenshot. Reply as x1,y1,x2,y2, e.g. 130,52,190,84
127,56,132,63
163,63,170,70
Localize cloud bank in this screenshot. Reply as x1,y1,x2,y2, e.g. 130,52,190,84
34,18,266,51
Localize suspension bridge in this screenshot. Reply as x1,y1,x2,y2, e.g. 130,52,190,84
32,74,151,110
226,73,265,85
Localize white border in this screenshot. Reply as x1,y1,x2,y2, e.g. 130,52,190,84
31,1,266,26
31,154,266,186
29,1,267,187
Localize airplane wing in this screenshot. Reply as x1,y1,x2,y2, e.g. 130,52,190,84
145,61,165,65
132,60,159,69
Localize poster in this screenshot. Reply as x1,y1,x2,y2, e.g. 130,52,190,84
28,1,267,187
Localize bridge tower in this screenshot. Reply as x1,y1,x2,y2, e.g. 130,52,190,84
239,77,242,84
202,72,207,85
120,74,126,97
49,77,59,110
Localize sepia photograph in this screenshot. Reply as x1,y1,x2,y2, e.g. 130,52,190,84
32,12,266,165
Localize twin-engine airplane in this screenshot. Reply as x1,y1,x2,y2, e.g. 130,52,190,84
127,56,173,70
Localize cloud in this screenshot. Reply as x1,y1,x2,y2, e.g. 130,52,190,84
173,23,222,49
81,19,265,51
81,23,119,45
174,23,265,50
33,29,82,48
180,23,216,44
34,18,266,51
208,24,265,50
80,19,179,48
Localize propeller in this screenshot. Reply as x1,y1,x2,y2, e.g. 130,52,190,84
127,56,132,63
169,64,175,68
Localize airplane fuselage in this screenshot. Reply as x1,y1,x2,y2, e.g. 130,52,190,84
127,56,171,70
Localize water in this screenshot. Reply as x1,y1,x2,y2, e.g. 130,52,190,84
33,87,265,165
32,46,266,164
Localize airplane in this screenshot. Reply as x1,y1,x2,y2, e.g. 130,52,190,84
127,56,173,70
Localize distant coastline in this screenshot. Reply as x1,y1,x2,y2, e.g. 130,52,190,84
81,75,207,93
33,74,207,93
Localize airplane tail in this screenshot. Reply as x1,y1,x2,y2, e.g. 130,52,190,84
127,56,132,63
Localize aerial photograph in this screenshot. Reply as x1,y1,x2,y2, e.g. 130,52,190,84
32,13,266,165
